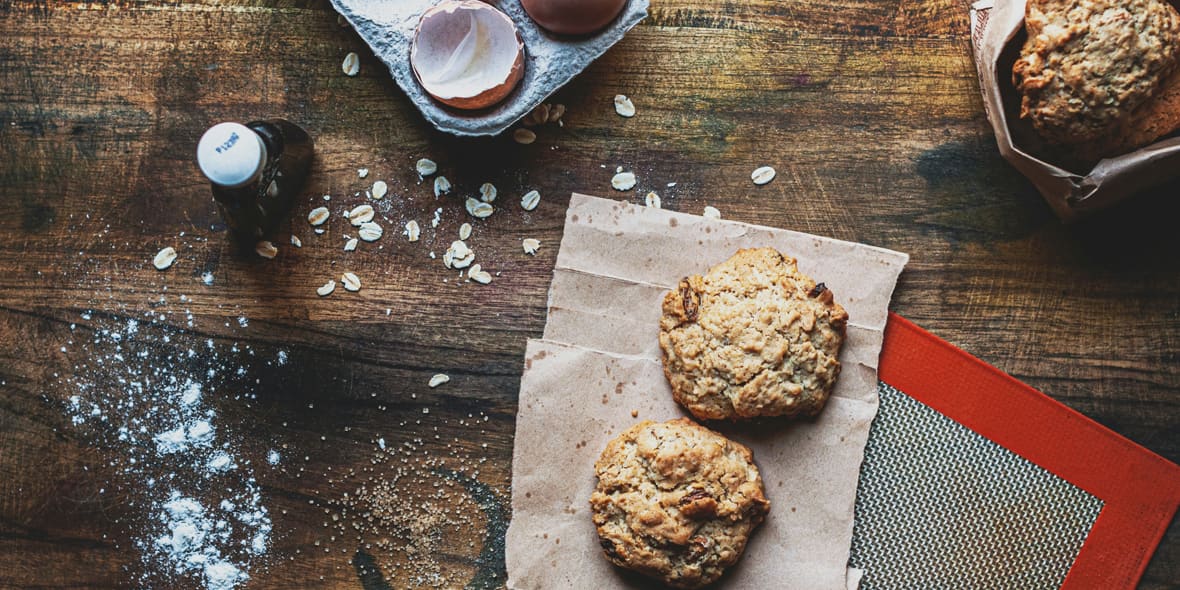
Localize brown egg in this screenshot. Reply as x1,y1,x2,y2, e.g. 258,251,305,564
521,0,628,36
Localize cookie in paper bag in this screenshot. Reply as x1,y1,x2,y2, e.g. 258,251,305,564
659,247,848,421
591,418,770,589
1012,0,1180,162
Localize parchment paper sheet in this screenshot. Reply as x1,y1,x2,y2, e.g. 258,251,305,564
970,0,1180,220
506,194,908,589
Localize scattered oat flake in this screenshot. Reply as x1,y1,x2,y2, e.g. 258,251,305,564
404,220,421,242
342,52,360,76
348,204,375,226
751,166,776,185
358,222,383,242
428,374,450,388
468,264,492,284
522,238,541,255
451,252,475,270
308,207,330,226
520,190,540,211
611,171,637,191
513,128,536,145
465,198,493,219
370,180,388,200
703,206,721,219
458,223,472,240
344,238,358,252
357,168,369,179
479,183,497,203
526,104,549,126
614,95,635,117
341,272,361,292
255,241,278,259
290,235,302,248
416,158,437,177
443,240,474,269
645,191,661,208
153,247,177,270
317,280,336,296
549,103,566,123
431,208,442,228
433,176,451,197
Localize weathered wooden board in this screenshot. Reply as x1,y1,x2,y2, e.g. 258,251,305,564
0,0,1176,588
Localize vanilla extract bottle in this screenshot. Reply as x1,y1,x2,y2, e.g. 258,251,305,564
196,119,314,245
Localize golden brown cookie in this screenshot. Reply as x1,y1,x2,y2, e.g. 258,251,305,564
1066,67,1180,163
1012,0,1180,157
591,419,770,589
659,247,848,421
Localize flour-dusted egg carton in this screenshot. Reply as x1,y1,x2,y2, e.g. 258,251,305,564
330,0,649,137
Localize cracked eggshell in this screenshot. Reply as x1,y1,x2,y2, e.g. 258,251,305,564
411,0,526,110
521,0,628,35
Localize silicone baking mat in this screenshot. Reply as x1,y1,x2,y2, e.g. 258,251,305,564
851,315,1180,588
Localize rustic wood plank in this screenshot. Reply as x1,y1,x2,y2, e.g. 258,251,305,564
1,0,1177,587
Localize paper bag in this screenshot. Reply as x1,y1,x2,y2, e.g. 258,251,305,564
970,0,1180,220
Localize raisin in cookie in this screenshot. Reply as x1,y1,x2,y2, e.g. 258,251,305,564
1012,0,1180,155
591,419,770,589
659,247,848,421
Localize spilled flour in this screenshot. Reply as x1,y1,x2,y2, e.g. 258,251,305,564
61,316,275,590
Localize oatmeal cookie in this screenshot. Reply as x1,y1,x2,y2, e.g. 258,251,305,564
1065,67,1180,162
1012,0,1180,150
659,247,848,421
591,419,770,589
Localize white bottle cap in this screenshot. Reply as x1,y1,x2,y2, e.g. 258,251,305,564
197,122,267,188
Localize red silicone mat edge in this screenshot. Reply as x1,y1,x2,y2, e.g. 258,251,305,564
879,313,1180,589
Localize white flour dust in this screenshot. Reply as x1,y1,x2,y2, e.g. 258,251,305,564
61,315,271,590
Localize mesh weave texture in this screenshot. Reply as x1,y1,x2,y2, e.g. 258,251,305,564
849,383,1104,589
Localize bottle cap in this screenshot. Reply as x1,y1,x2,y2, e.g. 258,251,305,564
197,122,267,188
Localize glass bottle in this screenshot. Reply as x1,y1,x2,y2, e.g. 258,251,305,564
196,119,314,245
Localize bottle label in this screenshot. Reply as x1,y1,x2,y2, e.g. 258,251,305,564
215,132,241,154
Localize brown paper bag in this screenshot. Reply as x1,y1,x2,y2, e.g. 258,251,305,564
971,0,1180,220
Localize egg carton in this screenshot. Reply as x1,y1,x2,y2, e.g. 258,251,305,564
330,0,649,137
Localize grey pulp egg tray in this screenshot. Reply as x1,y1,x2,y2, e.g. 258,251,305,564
330,0,649,137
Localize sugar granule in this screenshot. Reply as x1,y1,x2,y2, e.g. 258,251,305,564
310,411,504,588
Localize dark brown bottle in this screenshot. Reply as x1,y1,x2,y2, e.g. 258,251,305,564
196,119,314,245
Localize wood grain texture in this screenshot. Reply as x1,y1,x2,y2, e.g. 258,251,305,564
0,0,1177,588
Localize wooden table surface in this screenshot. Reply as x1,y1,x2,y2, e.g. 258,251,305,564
1,0,1177,588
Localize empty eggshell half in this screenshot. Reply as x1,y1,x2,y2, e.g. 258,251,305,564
410,0,526,111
